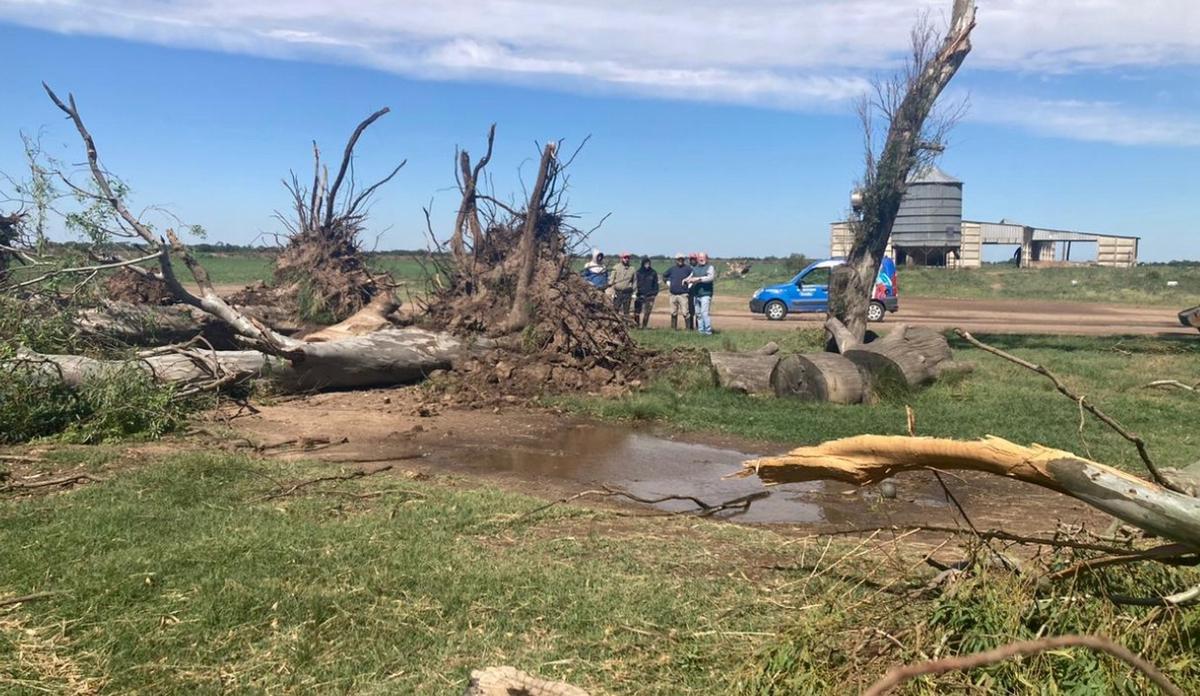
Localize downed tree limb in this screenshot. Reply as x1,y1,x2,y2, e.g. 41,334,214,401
741,435,1200,548
955,329,1181,493
862,634,1183,696
13,327,465,393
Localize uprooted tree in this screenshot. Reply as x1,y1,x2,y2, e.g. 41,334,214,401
228,108,405,322
420,128,641,398
5,85,639,400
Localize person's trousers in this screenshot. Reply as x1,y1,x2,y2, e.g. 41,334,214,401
694,295,712,335
613,289,634,317
634,294,656,327
669,293,689,321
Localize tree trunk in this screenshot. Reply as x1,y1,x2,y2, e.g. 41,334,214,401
77,301,304,350
843,325,952,390
505,142,558,332
770,352,868,404
827,0,976,344
14,328,464,393
741,435,1200,548
709,352,781,395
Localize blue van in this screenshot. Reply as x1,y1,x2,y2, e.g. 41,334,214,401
749,257,898,322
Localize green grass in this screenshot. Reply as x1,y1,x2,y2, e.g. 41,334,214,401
192,250,1200,307
2,449,1197,694
567,329,1200,473
193,252,428,288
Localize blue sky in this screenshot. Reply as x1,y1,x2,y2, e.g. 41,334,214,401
0,1,1198,260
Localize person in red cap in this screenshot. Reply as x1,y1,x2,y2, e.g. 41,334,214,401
609,251,637,320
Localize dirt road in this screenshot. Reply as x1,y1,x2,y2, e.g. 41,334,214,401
668,296,1193,336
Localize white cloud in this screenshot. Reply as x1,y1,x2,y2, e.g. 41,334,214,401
3,0,1200,144
973,96,1200,147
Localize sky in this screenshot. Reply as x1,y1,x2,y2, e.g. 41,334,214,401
0,1,1197,261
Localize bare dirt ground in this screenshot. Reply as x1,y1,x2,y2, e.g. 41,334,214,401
696,296,1193,336
221,388,1110,539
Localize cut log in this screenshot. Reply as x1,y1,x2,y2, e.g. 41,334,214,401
463,666,589,696
844,325,952,391
12,328,465,393
770,352,867,404
741,435,1200,548
709,351,781,395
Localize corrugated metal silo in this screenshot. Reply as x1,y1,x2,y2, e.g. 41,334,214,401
891,165,963,248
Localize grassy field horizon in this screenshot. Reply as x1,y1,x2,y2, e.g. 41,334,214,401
189,250,1200,307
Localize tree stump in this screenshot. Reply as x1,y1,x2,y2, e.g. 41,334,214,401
709,351,781,395
770,352,867,403
463,666,590,696
844,325,952,391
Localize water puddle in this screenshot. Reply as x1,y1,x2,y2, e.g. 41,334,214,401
458,422,827,523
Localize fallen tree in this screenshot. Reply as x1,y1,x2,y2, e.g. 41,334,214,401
1,85,461,394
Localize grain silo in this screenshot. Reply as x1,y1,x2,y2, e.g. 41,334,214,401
891,165,963,266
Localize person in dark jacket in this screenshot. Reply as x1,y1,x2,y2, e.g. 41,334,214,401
661,253,693,330
633,256,659,328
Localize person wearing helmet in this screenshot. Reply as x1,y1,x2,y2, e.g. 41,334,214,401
684,251,715,335
633,256,660,329
580,249,608,289
662,253,693,330
609,251,637,320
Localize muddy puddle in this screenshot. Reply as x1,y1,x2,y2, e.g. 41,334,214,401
444,422,947,524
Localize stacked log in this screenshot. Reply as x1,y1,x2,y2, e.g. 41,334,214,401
710,326,968,403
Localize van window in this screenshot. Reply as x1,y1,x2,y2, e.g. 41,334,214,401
801,267,831,286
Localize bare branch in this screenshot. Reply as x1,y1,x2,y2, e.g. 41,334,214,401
324,107,389,228
864,634,1183,696
955,329,1180,492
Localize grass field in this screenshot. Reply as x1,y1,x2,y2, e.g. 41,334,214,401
193,250,1200,307
2,446,1197,694
3,304,1200,692
567,329,1200,474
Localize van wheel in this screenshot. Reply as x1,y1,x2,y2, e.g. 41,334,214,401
765,300,788,321
867,301,886,323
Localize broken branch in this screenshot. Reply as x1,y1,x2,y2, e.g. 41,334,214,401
863,634,1182,696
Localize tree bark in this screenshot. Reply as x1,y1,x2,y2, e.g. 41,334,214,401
505,142,558,332
843,325,952,390
709,351,781,395
770,352,868,403
15,328,464,393
742,435,1200,548
828,0,976,344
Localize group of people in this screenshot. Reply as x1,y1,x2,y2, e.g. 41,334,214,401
581,250,715,335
